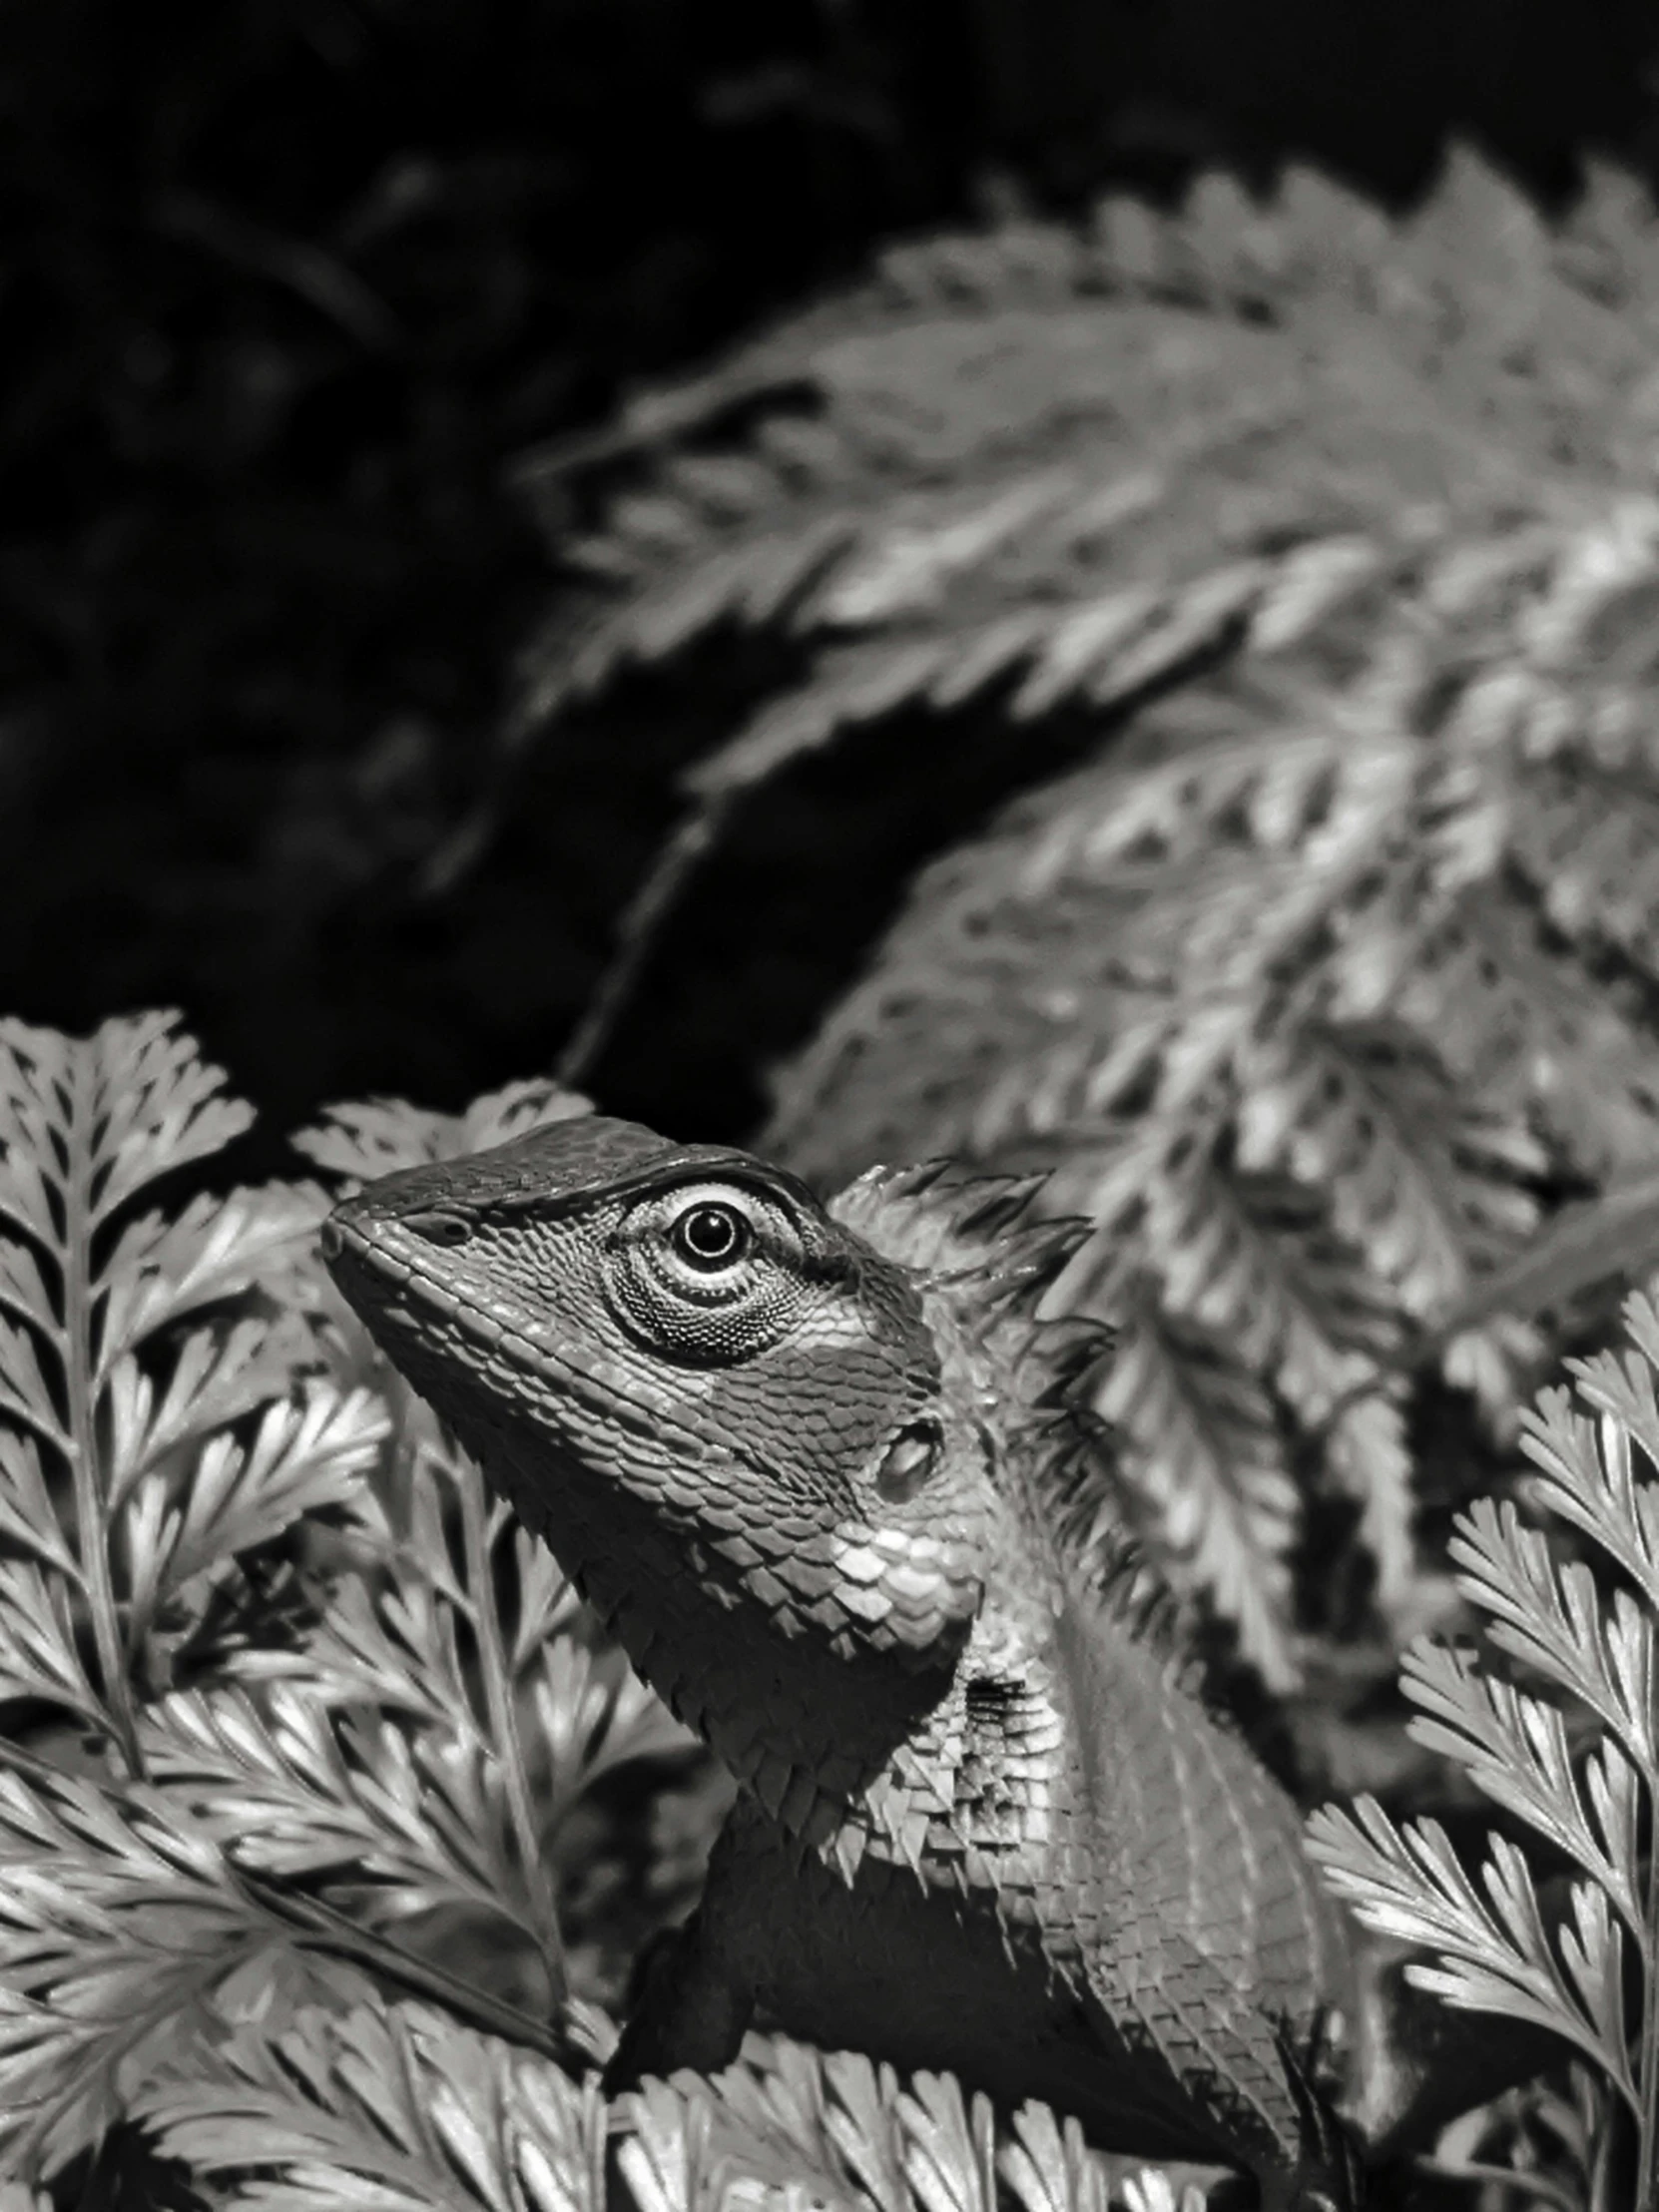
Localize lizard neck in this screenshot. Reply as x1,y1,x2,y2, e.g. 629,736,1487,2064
486,1415,968,1814
803,1600,1074,1913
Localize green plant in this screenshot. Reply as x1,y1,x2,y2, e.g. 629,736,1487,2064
0,1011,1169,2211
13,1010,1659,2208
513,149,1659,1686
0,1015,666,2185
1309,1291,1659,2209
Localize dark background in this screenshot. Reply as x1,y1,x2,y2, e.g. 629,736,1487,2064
6,0,1658,1161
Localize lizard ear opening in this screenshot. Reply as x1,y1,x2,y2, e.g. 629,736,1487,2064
874,1419,941,1502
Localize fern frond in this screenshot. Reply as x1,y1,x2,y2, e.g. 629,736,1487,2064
1400,1644,1643,1937
1234,1023,1541,1321
280,1422,692,1788
122,1386,388,1667
207,1335,697,2020
619,2071,865,2212
133,2001,610,2212
291,1079,591,1188
1306,1799,1634,2107
620,2039,1157,2212
0,1027,627,2183
139,2009,1118,2212
97,1183,322,1382
1387,893,1659,1182
1423,1170,1659,1356
0,1013,350,1766
1087,1289,1299,1687
1442,1498,1656,1786
231,1421,570,1994
520,151,1659,792
1308,1292,1659,2197
1518,1367,1659,1612
0,1759,364,2180
509,151,1659,1667
142,1683,548,1937
0,1557,107,1723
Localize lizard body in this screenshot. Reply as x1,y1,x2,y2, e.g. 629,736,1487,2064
320,1112,1537,2208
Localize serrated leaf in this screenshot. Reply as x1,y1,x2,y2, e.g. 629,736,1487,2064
292,1086,590,1187
142,1686,542,1939
1445,1496,1658,1784
0,1762,352,2179
1399,1642,1643,1938
134,2002,609,2212
0,1560,107,1726
1090,1292,1299,1687
0,1013,333,1761
1305,1799,1632,2103
123,1385,387,1635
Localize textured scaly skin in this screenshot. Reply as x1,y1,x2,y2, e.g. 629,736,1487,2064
323,1113,1364,2209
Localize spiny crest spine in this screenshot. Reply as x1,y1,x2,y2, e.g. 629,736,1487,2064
830,1157,1096,1319
830,1157,1195,1664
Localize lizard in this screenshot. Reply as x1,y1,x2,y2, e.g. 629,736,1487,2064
320,1108,1562,2211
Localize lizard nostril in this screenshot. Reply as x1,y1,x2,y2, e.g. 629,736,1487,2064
317,1219,342,1262
404,1208,474,1248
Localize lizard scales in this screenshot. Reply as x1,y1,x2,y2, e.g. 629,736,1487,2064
323,1110,1374,2208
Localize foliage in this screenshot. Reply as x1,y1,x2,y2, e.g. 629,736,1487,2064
0,1016,708,2192
0,1012,1184,2211
1308,1290,1659,2207
13,1013,1659,2208
516,150,1659,1685
131,2013,1171,2212
13,10,1656,1156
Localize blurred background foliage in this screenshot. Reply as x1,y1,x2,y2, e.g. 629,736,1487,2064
8,20,1659,2205
4,0,1659,1164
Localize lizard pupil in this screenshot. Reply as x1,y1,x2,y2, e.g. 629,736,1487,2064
672,1202,749,1270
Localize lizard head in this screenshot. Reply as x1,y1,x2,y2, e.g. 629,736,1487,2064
322,1113,996,1790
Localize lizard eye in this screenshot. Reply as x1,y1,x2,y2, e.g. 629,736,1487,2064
669,1201,751,1272
605,1179,808,1364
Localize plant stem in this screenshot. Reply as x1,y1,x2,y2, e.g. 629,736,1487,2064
1412,2158,1583,2212
557,803,727,1087
238,1870,574,2064
63,1070,142,1777
1636,1777,1659,2211
0,1737,578,2070
458,1453,568,2005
